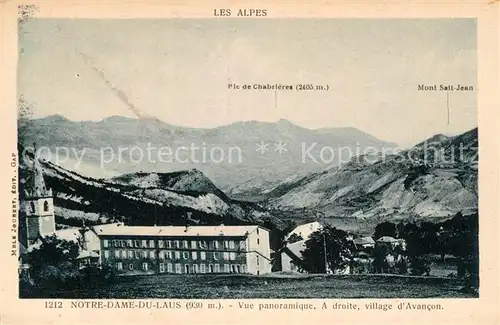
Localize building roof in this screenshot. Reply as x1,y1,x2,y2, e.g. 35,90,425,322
285,221,322,240
76,250,99,260
54,228,82,243
353,236,375,245
95,225,262,237
376,236,398,243
286,240,307,257
91,223,126,235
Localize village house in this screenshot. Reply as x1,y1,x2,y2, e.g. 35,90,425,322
376,236,406,251
284,221,322,242
353,236,375,251
96,225,272,275
279,239,307,272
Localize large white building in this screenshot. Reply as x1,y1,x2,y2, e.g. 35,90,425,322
96,225,272,276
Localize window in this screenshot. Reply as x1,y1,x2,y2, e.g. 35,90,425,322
241,264,247,273
121,240,127,247
43,200,49,212
229,252,236,261
134,251,141,259
158,240,164,248
134,240,140,248
103,239,109,248
116,262,123,271
121,250,127,259
30,202,35,213
166,251,173,259
229,240,235,249
142,251,148,259
175,240,180,248
257,256,260,265
167,263,173,273
191,241,197,249
129,263,134,270
257,227,259,235
127,240,133,247
159,263,165,273
192,251,197,260
208,264,214,273
240,241,246,250
200,251,206,260
223,252,229,260
149,240,155,248
149,251,155,259
224,264,230,273
166,240,172,248
128,251,133,259
200,264,206,274
141,240,148,248
175,263,181,274
104,250,109,259
182,251,189,259
192,264,199,274
231,265,236,273
183,240,188,248
214,241,219,249
159,251,164,259
113,240,119,247
175,251,180,259
114,250,120,258
257,238,260,245
213,252,220,260
214,264,220,273
142,262,148,271
199,241,207,249
224,240,229,249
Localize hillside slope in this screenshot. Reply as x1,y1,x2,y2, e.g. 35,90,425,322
266,128,478,222
19,150,288,239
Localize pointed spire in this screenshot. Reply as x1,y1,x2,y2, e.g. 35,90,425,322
31,143,51,198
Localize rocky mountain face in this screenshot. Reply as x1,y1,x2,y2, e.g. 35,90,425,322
265,128,478,224
19,149,288,248
20,115,396,199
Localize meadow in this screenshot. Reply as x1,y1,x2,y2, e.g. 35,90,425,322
47,274,477,299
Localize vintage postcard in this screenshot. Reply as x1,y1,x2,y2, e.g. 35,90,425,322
0,1,499,324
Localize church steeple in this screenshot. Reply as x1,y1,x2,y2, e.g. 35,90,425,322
22,144,56,246
26,143,52,198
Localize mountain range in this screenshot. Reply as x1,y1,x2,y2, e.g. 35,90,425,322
19,115,396,199
265,128,478,228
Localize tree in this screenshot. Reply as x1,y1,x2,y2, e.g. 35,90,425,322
21,236,116,297
286,233,303,244
374,221,397,240
25,235,80,276
300,226,354,274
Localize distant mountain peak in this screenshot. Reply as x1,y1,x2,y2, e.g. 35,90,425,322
39,114,70,123
276,118,294,125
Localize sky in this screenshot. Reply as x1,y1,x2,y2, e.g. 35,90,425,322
18,19,477,146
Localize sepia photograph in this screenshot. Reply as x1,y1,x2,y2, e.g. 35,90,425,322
14,16,482,301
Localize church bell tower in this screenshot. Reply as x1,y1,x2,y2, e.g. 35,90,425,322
22,145,56,246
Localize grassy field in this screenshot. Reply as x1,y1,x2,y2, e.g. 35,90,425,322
51,274,477,299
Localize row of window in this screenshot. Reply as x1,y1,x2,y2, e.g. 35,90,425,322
116,262,247,274
103,239,246,250
103,250,240,261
